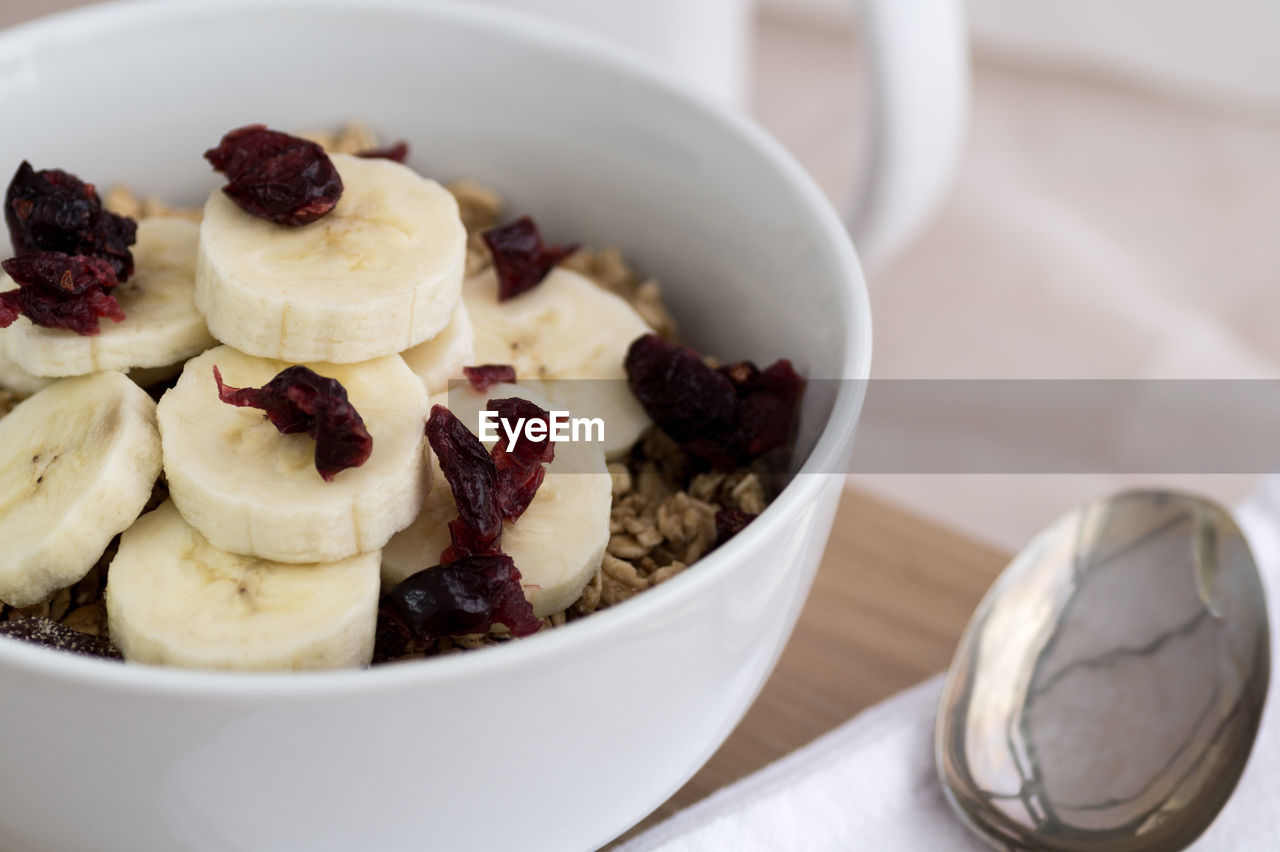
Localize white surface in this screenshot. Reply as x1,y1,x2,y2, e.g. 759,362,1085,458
745,16,1280,552
853,54,1280,552
967,0,1280,111
758,3,1280,549
621,479,1280,850
765,0,1280,110
0,1,870,850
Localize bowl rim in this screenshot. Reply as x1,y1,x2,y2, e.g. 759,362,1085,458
0,0,873,696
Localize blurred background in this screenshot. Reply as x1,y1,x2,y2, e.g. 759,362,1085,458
6,0,1278,552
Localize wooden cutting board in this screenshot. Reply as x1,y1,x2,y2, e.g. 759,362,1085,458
608,487,1011,847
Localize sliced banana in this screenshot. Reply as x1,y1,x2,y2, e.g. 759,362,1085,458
157,345,430,564
195,153,466,364
0,328,53,397
463,266,650,460
400,300,475,395
107,501,380,671
382,382,611,618
2,218,215,378
0,371,162,607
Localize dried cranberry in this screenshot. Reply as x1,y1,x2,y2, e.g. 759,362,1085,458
5,161,137,280
487,397,556,522
0,252,124,335
625,334,805,469
3,252,118,296
213,365,372,481
204,125,343,226
625,334,737,443
463,364,516,393
721,359,804,459
481,216,578,301
372,609,414,661
715,509,757,547
739,393,795,457
382,554,542,643
745,359,806,409
357,141,410,163
426,405,502,560
392,403,556,644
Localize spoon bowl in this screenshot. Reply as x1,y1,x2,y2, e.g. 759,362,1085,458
936,490,1270,851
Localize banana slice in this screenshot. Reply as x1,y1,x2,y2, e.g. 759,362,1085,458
0,371,162,606
382,382,611,617
2,218,215,378
0,344,178,398
195,153,466,364
107,501,380,671
463,266,651,459
0,328,53,397
157,345,430,564
400,300,475,395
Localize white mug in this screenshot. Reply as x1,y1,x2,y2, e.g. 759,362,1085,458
474,0,970,264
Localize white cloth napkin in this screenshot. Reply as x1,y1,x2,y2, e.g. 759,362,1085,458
620,478,1280,851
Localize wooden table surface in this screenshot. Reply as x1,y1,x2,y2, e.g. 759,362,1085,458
609,487,1010,847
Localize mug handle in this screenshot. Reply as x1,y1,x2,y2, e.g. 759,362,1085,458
846,0,969,266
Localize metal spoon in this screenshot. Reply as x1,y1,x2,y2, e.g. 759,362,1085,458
936,490,1270,850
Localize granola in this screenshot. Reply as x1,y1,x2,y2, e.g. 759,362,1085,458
574,428,773,615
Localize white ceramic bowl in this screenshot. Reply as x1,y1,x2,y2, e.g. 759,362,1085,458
0,1,871,849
